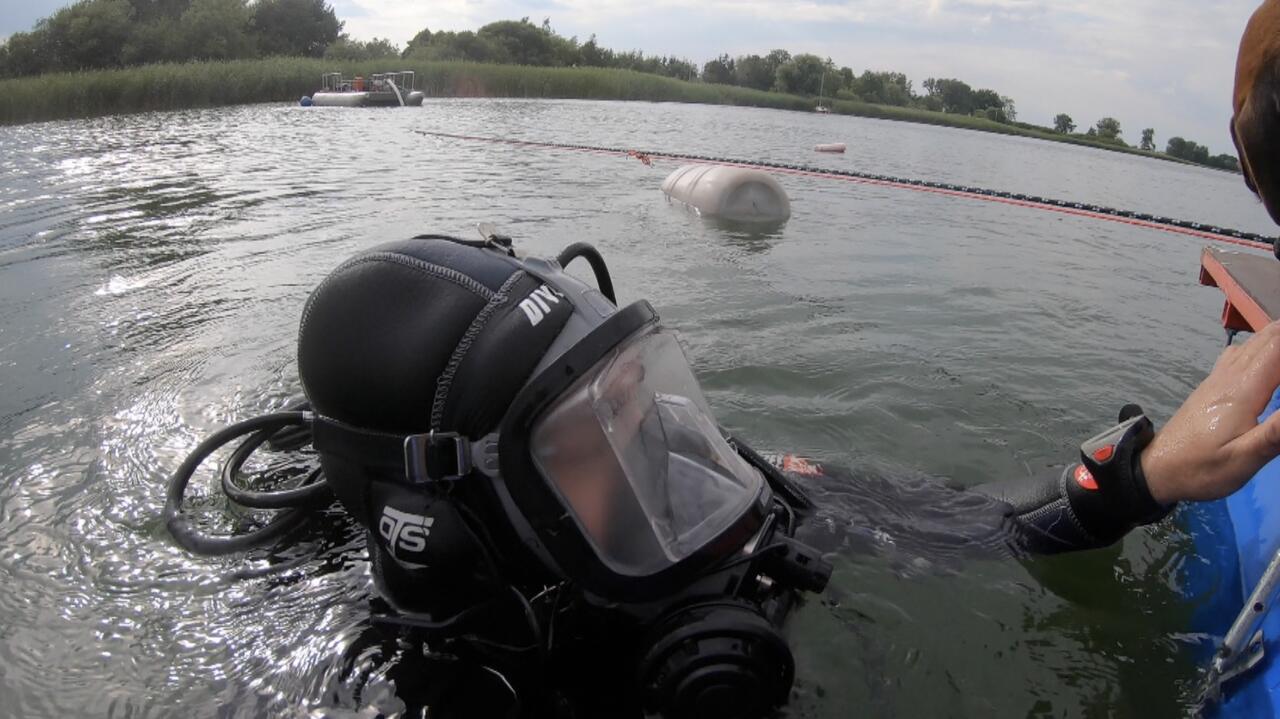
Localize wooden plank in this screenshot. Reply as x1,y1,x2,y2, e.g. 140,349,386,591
1200,246,1280,332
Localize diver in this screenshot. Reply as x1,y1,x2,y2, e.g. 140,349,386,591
162,226,1263,719
166,233,834,719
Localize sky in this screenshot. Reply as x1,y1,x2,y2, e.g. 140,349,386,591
0,0,1262,154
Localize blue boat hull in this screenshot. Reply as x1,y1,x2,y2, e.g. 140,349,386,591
1188,389,1280,716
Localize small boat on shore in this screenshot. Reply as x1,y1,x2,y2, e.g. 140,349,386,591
304,71,425,107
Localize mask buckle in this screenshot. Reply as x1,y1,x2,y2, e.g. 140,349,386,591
404,431,472,483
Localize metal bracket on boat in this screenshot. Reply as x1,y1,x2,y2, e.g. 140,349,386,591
1197,547,1280,712
476,222,515,254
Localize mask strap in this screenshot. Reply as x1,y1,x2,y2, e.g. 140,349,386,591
312,415,498,483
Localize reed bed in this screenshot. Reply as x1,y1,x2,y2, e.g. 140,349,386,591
0,57,1171,163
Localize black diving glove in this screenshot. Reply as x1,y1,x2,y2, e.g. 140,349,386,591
1062,411,1172,546
976,405,1175,553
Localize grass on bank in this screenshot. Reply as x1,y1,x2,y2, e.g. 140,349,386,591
0,56,1182,165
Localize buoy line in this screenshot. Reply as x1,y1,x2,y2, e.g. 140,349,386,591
414,130,1276,253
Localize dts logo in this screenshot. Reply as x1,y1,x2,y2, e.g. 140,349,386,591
379,505,434,559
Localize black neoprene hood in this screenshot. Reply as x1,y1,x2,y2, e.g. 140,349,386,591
298,238,573,438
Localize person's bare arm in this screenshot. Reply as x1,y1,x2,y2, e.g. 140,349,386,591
1143,320,1280,503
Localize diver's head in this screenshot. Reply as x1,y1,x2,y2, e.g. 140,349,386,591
296,233,830,718
1234,0,1280,225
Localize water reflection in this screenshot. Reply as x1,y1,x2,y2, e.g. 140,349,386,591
0,98,1262,717
705,215,790,253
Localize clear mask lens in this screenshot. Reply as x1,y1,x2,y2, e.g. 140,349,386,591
530,328,763,577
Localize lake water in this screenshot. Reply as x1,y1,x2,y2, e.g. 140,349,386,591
0,99,1273,717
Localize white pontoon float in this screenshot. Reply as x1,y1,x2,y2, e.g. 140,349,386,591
304,71,425,107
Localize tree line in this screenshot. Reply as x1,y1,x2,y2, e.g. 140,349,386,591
1050,113,1239,171
0,2,1241,173
0,0,343,75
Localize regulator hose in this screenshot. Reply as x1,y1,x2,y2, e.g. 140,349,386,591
164,411,323,555
556,242,617,303
220,426,329,509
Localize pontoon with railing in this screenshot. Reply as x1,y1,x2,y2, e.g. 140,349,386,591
304,71,425,108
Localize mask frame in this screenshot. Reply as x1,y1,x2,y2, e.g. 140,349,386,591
497,300,771,603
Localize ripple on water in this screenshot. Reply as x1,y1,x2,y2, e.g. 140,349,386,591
0,100,1245,716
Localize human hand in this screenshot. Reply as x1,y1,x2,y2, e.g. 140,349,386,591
1141,320,1280,503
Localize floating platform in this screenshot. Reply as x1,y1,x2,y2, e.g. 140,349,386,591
1190,245,1280,717
306,71,425,108
1199,246,1280,332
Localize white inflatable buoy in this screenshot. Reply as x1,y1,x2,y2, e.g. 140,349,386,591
660,165,791,223
814,143,846,153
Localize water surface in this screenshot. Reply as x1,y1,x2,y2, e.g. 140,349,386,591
0,99,1269,717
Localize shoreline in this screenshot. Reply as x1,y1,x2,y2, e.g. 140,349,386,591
0,57,1219,170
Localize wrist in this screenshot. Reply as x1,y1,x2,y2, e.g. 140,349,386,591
1138,444,1177,505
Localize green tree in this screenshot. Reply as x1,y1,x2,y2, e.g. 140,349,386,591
1208,154,1241,171
664,57,697,80
918,95,943,112
1140,128,1155,152
850,70,913,106
252,0,341,57
126,0,191,22
180,0,254,60
121,19,182,65
41,0,136,71
406,30,506,63
0,32,46,77
733,54,773,91
579,34,612,66
774,53,832,95
1094,117,1122,140
324,36,399,61
764,49,791,74
703,54,735,85
402,28,431,58
1001,96,1016,122
1053,113,1075,133
970,87,1001,111
839,66,854,92
478,19,559,66
1166,136,1211,164
923,77,974,114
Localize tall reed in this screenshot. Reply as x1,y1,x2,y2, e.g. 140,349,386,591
0,57,1177,164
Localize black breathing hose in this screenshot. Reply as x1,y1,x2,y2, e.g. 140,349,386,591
164,410,326,555
556,242,617,303
220,426,329,509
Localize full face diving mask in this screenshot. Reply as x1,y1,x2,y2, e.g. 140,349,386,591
166,233,831,719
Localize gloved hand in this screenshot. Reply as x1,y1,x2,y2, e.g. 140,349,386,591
1062,407,1169,546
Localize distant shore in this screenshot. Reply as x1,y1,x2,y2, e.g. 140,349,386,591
0,57,1216,168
